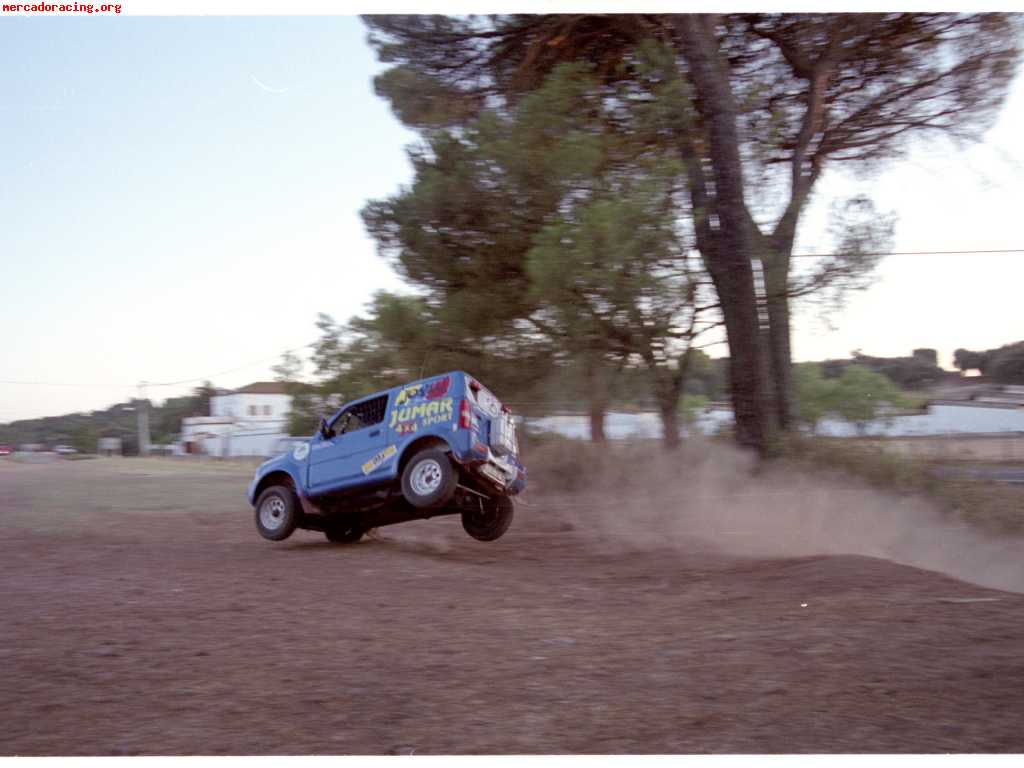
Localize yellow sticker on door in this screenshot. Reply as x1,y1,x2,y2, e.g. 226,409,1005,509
362,444,397,475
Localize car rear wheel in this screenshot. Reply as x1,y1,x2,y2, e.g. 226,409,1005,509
324,519,364,544
254,485,300,541
401,449,458,509
462,495,514,542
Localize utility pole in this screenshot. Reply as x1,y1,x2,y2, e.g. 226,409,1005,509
137,381,151,457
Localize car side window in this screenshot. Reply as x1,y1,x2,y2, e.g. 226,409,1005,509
332,394,389,436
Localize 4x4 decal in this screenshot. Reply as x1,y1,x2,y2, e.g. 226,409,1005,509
361,444,397,475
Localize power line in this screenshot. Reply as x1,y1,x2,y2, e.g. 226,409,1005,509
791,248,1024,258
0,342,318,390
1,249,1022,388
0,380,124,388
145,343,317,388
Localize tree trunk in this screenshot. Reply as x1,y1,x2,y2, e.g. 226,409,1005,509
585,353,608,443
675,15,773,457
650,361,686,451
766,286,794,431
659,401,681,450
761,195,811,436
759,319,778,431
588,401,606,443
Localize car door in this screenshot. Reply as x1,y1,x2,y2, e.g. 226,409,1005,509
308,394,390,492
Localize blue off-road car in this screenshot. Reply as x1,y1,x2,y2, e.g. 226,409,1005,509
247,371,525,545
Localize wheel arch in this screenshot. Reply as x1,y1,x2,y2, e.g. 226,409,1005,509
398,435,452,474
253,470,298,501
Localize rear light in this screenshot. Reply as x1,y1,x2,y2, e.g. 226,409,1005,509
468,379,481,393
459,398,472,429
501,404,511,414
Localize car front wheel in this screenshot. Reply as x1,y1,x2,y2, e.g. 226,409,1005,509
254,485,300,541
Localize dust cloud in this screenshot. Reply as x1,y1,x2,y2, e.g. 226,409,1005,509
529,438,1024,594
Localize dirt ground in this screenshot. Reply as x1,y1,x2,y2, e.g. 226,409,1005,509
1,455,1023,755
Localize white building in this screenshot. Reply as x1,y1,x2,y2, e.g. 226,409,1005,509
527,393,1024,442
527,406,735,441
97,437,123,456
179,382,293,457
813,400,1024,438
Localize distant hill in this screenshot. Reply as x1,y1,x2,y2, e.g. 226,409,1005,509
0,384,216,454
818,348,946,390
954,341,1024,384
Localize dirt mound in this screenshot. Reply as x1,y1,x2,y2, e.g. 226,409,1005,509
523,438,1024,593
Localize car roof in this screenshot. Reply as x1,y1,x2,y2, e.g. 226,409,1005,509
345,370,468,405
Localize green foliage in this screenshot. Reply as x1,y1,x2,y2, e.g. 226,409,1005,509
795,363,908,434
821,350,944,390
788,195,895,314
514,62,706,432
362,59,712,434
682,350,727,400
373,65,481,129
988,342,1024,384
273,288,561,428
679,394,709,424
272,351,321,437
363,13,1021,453
830,365,909,433
953,347,986,374
912,348,938,367
149,382,217,444
954,341,1024,383
793,363,834,432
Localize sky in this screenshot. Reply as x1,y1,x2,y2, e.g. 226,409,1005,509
2,12,1024,423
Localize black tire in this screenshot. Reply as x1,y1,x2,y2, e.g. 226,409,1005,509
254,485,300,541
400,449,458,510
324,519,364,544
462,495,514,542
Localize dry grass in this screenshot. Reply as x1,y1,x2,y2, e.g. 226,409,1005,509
517,433,1024,593
522,432,1024,539
782,435,1024,537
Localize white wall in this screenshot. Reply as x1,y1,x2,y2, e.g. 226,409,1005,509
179,416,289,457
210,393,291,420
526,403,1024,442
180,417,232,441
527,411,664,441
197,431,288,458
815,403,1024,438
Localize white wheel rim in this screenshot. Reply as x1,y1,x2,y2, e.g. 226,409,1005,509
410,459,443,496
259,495,287,531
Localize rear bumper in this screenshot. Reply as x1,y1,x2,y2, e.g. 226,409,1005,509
457,446,525,495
